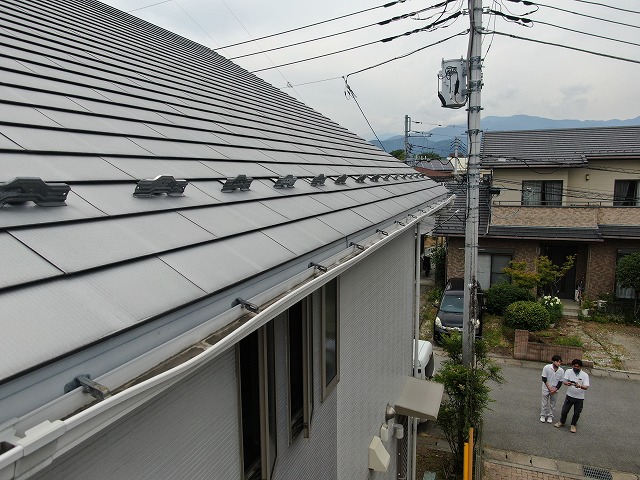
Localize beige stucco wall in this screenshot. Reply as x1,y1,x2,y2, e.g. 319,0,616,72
491,159,640,207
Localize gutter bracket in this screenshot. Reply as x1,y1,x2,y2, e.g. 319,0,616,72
349,242,366,251
64,375,111,401
233,297,260,314
308,262,328,272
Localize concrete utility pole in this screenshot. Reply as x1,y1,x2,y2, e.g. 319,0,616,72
404,114,411,165
462,0,482,367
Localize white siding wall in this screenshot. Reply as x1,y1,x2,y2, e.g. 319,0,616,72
337,230,416,480
272,295,338,480
31,349,240,480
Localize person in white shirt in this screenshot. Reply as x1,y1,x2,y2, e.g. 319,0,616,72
555,359,590,433
540,355,564,423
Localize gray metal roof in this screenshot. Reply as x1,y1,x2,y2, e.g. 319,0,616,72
0,0,449,382
481,126,640,168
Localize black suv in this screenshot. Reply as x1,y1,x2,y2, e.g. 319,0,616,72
433,278,483,343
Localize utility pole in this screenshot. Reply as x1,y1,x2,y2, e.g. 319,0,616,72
404,114,411,166
462,0,482,367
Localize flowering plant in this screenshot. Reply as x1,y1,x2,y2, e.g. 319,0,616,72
540,295,563,322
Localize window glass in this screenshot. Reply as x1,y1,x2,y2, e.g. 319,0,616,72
522,180,562,206
614,180,639,206
322,278,339,399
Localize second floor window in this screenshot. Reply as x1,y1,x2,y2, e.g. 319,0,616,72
614,180,640,206
522,180,562,206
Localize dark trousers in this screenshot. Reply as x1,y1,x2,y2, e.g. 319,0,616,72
560,395,584,426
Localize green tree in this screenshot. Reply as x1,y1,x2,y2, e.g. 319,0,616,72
432,244,447,290
502,255,575,296
389,149,405,161
616,253,640,315
434,334,504,475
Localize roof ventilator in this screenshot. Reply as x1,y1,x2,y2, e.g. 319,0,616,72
134,175,188,197
334,174,348,185
349,242,366,251
64,374,111,401
234,298,260,314
376,229,389,236
355,175,367,183
310,174,326,187
222,175,253,192
369,174,381,182
274,175,297,188
309,262,328,272
0,177,70,206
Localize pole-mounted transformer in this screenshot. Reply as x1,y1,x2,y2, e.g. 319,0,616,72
438,57,468,109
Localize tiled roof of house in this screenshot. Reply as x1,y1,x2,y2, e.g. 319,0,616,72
0,0,449,382
487,226,601,241
481,126,640,167
432,181,492,237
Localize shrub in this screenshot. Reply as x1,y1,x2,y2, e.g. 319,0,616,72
504,301,550,331
485,282,535,315
554,335,583,347
539,295,563,322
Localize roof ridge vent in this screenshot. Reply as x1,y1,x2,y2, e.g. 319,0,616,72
310,174,326,187
274,175,297,189
134,175,188,197
222,175,253,192
0,177,70,206
334,174,348,185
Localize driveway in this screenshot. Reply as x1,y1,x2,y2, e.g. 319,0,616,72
482,356,640,474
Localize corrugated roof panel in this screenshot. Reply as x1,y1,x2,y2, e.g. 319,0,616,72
127,138,224,158
318,209,373,235
255,162,315,177
0,104,61,128
204,146,273,162
189,179,281,204
160,231,296,293
0,69,106,101
107,158,221,179
11,212,215,273
39,109,162,137
0,85,84,111
263,218,342,255
71,98,175,123
156,111,231,132
1,154,133,182
0,232,63,289
0,125,153,155
260,196,329,220
341,188,383,205
310,192,356,210
143,123,230,144
199,161,278,178
71,183,218,215
350,203,394,224
0,191,107,229
261,150,307,164
179,202,289,237
0,257,205,381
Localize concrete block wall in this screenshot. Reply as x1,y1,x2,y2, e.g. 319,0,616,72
513,330,592,367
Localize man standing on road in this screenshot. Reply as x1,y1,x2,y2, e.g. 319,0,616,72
541,355,564,423
555,359,590,433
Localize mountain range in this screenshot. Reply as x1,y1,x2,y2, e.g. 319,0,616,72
369,114,640,158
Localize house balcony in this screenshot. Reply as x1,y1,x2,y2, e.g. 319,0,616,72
490,202,640,229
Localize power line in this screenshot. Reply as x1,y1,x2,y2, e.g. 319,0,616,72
229,2,452,61
251,11,464,73
488,9,640,49
484,30,640,65
218,0,416,50
342,78,386,152
568,0,640,15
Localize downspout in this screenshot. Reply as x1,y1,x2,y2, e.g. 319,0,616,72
411,223,421,480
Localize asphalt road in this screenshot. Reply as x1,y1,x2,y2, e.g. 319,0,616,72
481,357,640,474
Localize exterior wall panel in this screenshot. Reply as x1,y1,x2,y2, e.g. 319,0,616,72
337,230,416,480
31,350,240,480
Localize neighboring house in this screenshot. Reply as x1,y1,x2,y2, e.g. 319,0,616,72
0,1,449,480
435,126,640,300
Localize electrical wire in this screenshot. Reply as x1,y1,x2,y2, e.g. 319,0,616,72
228,3,452,60
250,11,464,73
568,0,640,16
342,78,386,151
483,30,640,65
218,0,417,50
126,0,172,13
488,9,640,48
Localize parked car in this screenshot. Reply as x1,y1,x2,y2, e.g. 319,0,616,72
433,278,483,343
413,339,435,379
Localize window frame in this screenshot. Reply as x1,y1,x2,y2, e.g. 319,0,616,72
321,278,340,401
613,179,640,206
286,298,313,442
521,180,563,206
238,324,277,480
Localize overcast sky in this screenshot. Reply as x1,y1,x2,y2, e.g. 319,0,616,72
100,0,640,141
